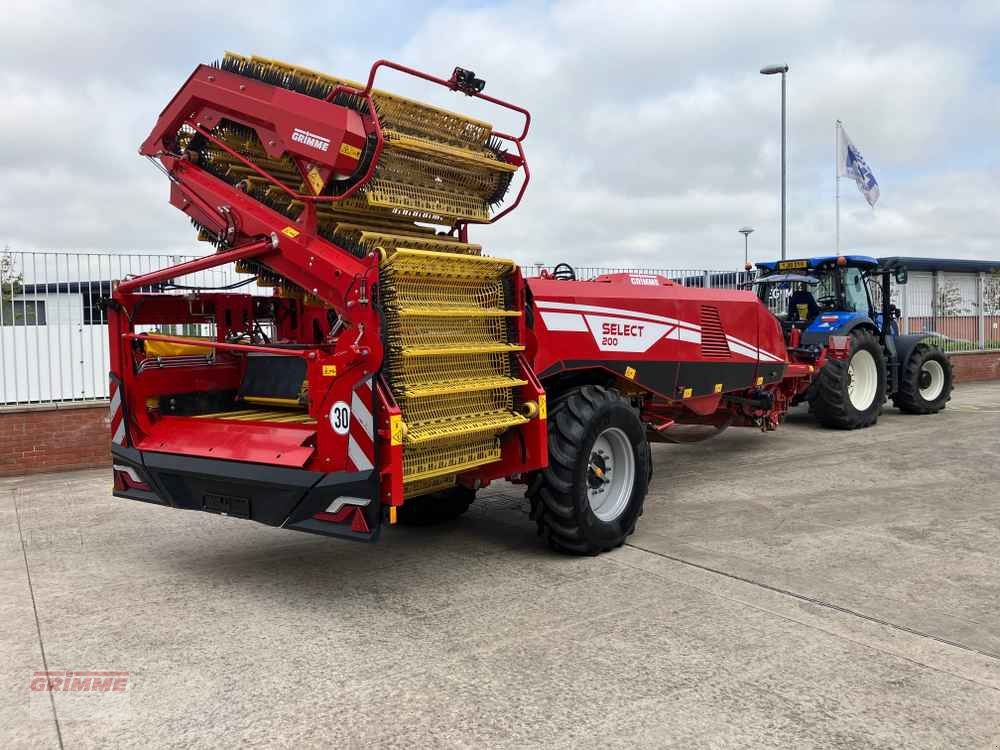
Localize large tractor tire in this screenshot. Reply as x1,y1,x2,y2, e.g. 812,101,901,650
893,344,953,414
396,486,474,526
812,329,887,429
528,385,651,555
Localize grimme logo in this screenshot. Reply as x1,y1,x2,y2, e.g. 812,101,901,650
29,670,132,721
31,671,129,692
291,127,330,152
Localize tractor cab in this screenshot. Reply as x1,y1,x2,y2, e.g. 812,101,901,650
753,255,885,345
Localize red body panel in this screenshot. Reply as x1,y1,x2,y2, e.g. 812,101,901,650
528,275,789,406
140,419,316,467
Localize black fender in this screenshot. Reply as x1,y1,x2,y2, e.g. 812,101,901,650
893,334,941,367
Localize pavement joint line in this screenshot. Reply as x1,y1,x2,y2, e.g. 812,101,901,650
623,541,1000,664
11,487,65,750
611,548,1000,695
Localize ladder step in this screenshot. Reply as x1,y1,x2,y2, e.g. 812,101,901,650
396,306,520,318
400,343,525,357
401,376,528,399
405,410,528,445
382,248,515,280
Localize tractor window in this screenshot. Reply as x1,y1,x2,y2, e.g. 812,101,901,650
815,274,837,310
843,268,870,313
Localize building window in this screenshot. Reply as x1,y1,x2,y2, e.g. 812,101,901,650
83,281,112,325
1,299,47,325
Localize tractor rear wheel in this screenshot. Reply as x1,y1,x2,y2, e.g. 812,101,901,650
812,329,887,429
893,344,953,414
528,385,650,555
396,486,474,526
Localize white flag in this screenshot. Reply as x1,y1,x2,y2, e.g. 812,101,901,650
838,124,880,207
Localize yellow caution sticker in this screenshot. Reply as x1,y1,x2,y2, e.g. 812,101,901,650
390,414,404,446
683,387,693,399
306,166,325,195
538,393,547,419
714,383,723,393
322,364,337,377
281,226,300,238
339,142,362,160
624,366,636,380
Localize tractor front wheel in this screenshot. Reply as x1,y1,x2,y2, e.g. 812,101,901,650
528,385,650,555
812,329,887,429
893,345,953,414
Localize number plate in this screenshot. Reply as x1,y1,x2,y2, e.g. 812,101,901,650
778,260,809,270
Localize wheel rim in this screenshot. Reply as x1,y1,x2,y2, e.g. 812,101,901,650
847,349,878,411
918,359,945,401
587,427,635,522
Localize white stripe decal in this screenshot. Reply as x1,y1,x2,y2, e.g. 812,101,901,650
669,328,701,344
539,311,588,332
112,464,141,483
351,389,373,440
347,436,373,471
535,300,699,330
112,421,126,446
324,495,371,514
536,300,785,362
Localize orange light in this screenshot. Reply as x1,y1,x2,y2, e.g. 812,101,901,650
744,262,753,271
836,256,847,267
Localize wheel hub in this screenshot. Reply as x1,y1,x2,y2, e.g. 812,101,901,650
587,452,609,491
918,359,945,401
587,427,636,522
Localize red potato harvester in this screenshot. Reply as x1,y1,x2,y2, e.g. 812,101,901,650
109,53,836,554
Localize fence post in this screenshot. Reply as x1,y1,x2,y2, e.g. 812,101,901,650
901,279,910,334
703,270,711,289
931,270,939,333
978,272,986,350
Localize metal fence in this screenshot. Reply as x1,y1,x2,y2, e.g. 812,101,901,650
2,251,998,407
0,251,256,406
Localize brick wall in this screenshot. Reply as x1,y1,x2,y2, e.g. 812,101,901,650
949,351,1000,383
0,403,110,477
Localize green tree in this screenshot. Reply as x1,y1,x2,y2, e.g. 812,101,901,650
1,245,24,325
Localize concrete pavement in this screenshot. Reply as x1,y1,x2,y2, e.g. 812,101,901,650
3,382,999,748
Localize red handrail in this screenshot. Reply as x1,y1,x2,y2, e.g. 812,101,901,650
116,237,275,295
359,59,532,226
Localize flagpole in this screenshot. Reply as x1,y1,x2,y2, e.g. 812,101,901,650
835,120,841,254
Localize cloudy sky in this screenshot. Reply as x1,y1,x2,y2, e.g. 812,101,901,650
2,0,999,270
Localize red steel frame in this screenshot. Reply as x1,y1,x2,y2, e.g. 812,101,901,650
114,57,544,519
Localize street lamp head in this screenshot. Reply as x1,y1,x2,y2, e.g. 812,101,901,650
738,226,755,236
760,64,789,75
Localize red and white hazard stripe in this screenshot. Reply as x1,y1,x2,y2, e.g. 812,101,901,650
346,378,374,472
109,378,127,446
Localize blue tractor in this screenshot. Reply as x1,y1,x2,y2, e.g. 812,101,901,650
753,255,953,429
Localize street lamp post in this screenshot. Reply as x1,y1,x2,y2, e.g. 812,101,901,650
760,63,789,260
738,226,754,269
